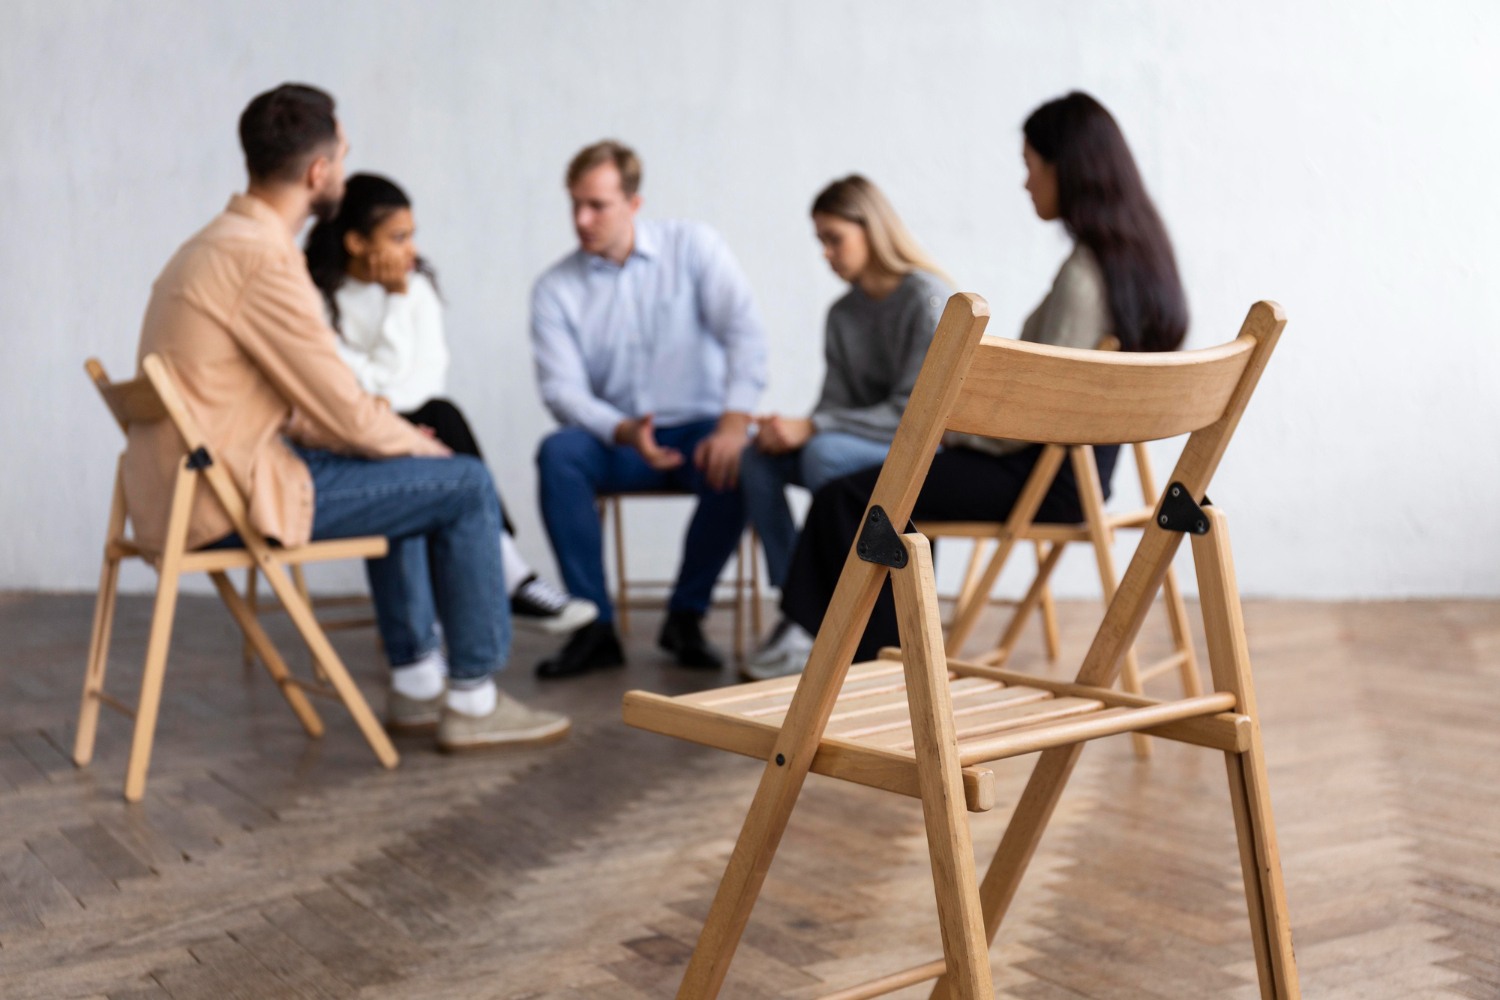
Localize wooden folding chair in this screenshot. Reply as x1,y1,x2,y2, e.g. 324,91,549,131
76,354,399,802
240,563,376,673
921,433,1202,758
623,295,1297,998
598,491,763,659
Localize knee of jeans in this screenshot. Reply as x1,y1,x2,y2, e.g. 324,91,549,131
536,428,592,472
799,435,844,487
738,445,772,487
452,454,494,497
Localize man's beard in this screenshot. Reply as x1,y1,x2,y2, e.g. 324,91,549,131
310,190,341,222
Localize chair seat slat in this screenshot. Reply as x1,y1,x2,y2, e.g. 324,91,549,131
621,690,996,812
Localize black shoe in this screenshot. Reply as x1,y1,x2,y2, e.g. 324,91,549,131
658,611,724,670
535,621,625,679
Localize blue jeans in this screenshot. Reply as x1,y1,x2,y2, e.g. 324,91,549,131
536,421,745,623
739,431,891,587
298,447,511,682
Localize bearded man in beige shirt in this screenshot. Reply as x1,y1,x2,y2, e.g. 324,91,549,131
124,83,567,751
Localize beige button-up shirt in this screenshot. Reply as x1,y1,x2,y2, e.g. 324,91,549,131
123,194,433,551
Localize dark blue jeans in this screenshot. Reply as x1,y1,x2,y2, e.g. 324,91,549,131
536,420,746,623
297,447,511,681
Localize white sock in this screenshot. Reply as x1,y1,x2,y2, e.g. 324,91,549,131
500,532,532,598
391,648,446,700
446,678,498,717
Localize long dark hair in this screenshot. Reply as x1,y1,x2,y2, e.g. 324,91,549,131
1023,92,1187,352
304,173,437,331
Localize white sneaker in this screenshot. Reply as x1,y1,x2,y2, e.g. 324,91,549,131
510,575,599,636
740,619,815,681
437,691,571,752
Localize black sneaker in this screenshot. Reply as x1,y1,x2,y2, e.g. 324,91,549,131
658,610,724,671
535,621,625,679
510,575,599,636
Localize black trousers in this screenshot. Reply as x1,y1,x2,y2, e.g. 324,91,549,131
780,444,1119,661
400,398,515,535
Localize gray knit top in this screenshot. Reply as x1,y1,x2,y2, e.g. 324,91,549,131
809,269,952,442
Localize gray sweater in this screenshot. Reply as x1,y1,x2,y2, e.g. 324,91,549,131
956,244,1111,456
810,270,951,442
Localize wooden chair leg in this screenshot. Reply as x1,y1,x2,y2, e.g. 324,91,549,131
123,463,198,803
210,571,324,738
290,563,331,683
1035,542,1061,662
124,562,181,803
675,564,896,996
74,551,122,767
1073,448,1152,759
979,543,1065,668
733,531,747,660
611,497,630,638
929,743,1084,1000
945,447,1066,656
951,539,990,628
1161,562,1202,697
1118,653,1151,758
894,535,994,998
1192,508,1298,998
77,462,127,768
1226,736,1300,999
242,564,259,671
749,525,763,641
255,558,398,769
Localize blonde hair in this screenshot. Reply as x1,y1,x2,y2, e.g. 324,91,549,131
811,175,952,286
566,139,642,196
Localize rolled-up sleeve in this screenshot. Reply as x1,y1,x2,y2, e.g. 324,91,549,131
531,276,627,442
691,226,767,415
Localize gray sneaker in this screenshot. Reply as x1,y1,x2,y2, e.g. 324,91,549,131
387,689,445,732
437,692,571,752
740,619,815,681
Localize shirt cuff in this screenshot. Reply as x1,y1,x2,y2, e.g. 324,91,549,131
723,381,763,417
580,403,629,444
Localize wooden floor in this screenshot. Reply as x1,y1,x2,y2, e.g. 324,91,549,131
1,589,1497,999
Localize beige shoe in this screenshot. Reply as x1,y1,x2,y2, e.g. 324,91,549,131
437,692,571,752
387,689,445,732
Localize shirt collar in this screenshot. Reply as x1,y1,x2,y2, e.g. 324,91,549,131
225,193,300,252
585,218,657,270
631,218,658,260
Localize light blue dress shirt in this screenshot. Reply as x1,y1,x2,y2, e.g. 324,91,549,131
530,218,768,442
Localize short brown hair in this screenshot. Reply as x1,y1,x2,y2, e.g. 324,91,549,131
566,140,642,196
238,83,337,183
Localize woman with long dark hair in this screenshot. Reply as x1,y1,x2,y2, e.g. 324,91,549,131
740,175,953,679
755,91,1189,676
305,174,597,647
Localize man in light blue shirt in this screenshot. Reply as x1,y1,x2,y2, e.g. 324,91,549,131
531,140,768,678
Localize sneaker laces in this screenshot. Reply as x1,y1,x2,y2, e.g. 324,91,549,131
516,575,570,614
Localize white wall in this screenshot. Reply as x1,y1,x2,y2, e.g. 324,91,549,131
3,0,1498,599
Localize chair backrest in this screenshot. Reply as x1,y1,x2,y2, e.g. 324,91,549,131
855,294,1285,689
945,330,1261,446
87,358,168,433
88,353,270,552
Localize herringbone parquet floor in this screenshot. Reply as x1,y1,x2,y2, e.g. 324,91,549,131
0,590,1496,998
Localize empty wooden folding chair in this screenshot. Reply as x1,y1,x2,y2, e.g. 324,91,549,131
623,294,1297,998
920,432,1203,757
76,354,399,802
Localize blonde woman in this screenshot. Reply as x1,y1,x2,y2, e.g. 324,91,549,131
742,176,952,678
